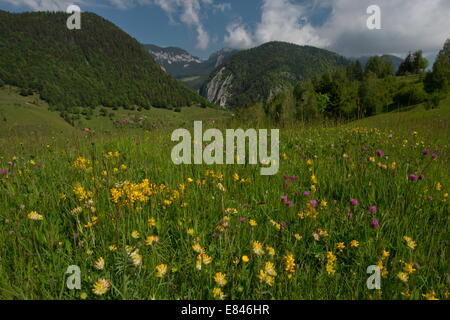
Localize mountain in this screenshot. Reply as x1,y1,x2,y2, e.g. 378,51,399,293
0,10,208,110
353,55,404,72
200,41,350,109
145,44,238,91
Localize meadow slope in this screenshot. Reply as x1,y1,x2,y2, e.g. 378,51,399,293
0,96,449,300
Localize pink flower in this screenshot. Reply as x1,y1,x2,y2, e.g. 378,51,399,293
369,206,377,213
370,219,380,229
303,191,311,198
309,200,318,207
350,199,359,206
432,154,438,159
376,150,384,157
409,174,418,181
422,149,430,155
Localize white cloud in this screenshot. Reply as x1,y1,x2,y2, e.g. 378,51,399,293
224,0,450,56
225,0,328,49
153,0,226,50
317,0,450,56
1,0,85,11
224,21,253,49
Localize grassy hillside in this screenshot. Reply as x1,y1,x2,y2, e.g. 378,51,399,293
348,96,450,145
0,10,208,110
0,86,230,141
0,86,75,138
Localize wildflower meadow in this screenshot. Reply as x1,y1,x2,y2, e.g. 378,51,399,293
0,119,448,300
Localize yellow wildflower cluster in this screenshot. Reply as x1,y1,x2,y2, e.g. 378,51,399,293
192,242,213,270
403,236,417,250
298,205,319,220
326,252,337,275
110,179,158,206
257,262,277,286
376,250,390,278
73,184,94,202
72,156,91,170
284,254,296,278
27,211,44,221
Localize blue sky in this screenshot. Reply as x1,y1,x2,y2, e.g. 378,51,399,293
1,0,449,60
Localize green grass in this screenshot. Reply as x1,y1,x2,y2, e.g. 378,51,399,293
0,86,75,139
0,89,449,300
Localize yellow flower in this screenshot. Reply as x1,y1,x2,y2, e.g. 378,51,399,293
232,173,240,181
186,178,194,183
265,246,275,256
148,218,156,227
294,234,303,240
249,219,258,227
350,240,360,248
92,278,110,296
214,272,227,287
252,241,265,256
27,211,44,221
403,236,417,250
336,242,346,251
101,170,108,177
94,257,105,270
403,262,417,274
257,270,275,286
108,245,117,252
155,264,168,278
321,200,328,208
120,164,127,171
129,249,142,267
284,254,296,277
145,235,160,246
187,228,194,235
212,287,227,300
422,291,439,300
397,272,409,283
242,256,249,263
217,183,227,192
311,175,318,184
131,231,140,239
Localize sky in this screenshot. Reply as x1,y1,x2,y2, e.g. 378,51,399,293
1,0,449,60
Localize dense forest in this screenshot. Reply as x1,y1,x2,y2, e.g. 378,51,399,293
201,41,350,108
0,10,209,112
264,40,450,122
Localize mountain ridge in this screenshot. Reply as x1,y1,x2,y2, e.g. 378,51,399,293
0,10,208,110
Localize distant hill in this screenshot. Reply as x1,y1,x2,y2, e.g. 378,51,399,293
352,55,404,72
145,44,238,91
200,41,350,108
0,10,208,110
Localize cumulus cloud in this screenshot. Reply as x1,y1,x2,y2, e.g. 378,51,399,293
317,0,450,56
224,0,450,56
225,0,328,49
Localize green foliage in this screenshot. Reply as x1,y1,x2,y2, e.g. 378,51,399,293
0,10,207,110
424,39,450,94
365,56,394,78
398,51,429,75
204,41,349,108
